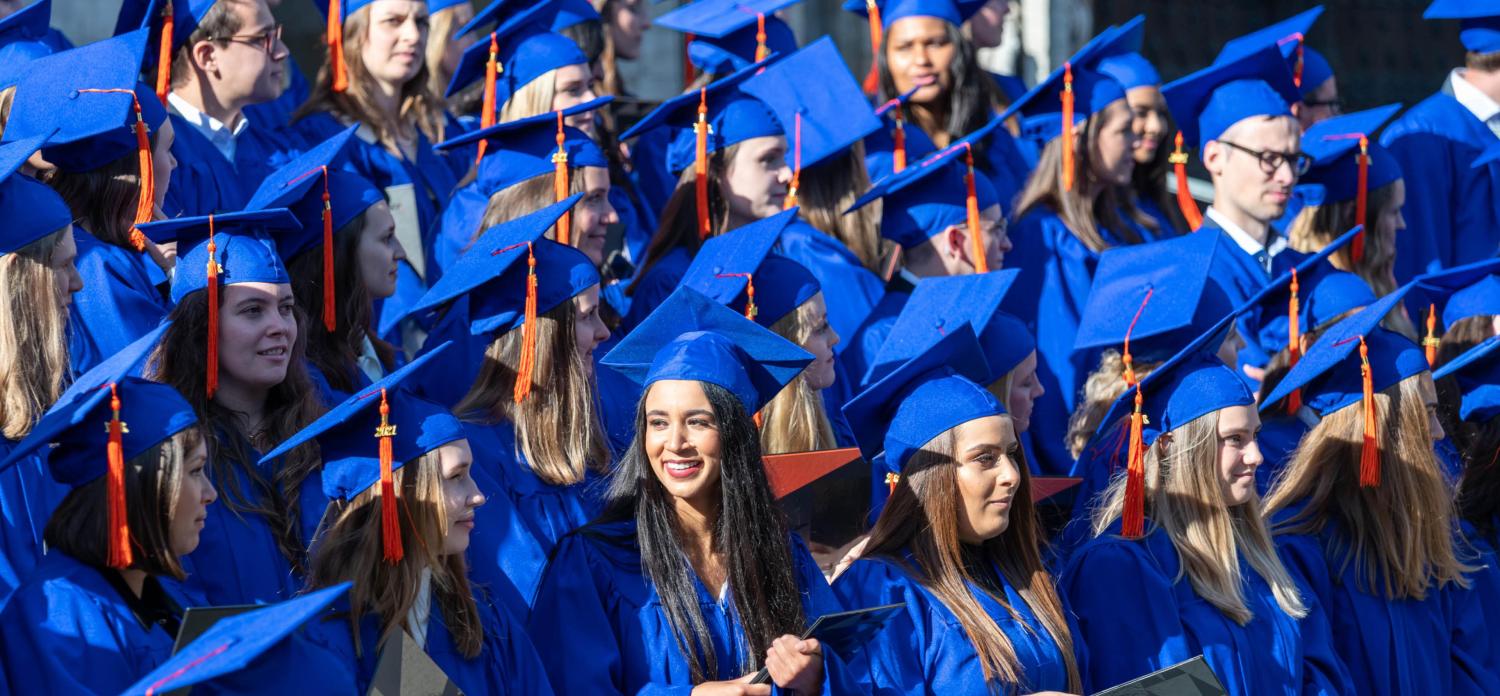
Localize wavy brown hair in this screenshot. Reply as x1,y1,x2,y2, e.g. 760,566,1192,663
1436,315,1497,368
46,140,159,250
285,212,397,394
0,227,73,440
759,297,838,455
1014,112,1145,253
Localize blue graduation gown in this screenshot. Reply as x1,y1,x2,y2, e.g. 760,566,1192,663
68,228,170,374
595,359,643,458
242,55,311,130
833,553,1078,695
463,420,606,621
1381,89,1500,284
0,437,67,598
622,245,693,332
1275,512,1500,695
1255,416,1309,495
613,181,658,266
1459,520,1500,675
628,126,678,219
775,219,885,354
430,180,488,283
1064,521,1354,695
840,278,911,392
1197,220,1308,375
527,519,857,693
161,113,285,218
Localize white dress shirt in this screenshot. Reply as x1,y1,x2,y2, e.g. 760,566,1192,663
167,92,248,161
1447,69,1500,140
1206,206,1287,275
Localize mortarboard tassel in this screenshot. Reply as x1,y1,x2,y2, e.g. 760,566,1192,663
106,383,133,569
155,2,174,105
694,88,711,241
1424,303,1440,367
79,89,157,251
328,0,348,93
553,111,572,245
892,106,907,173
514,243,538,403
1286,268,1303,414
1121,288,1154,388
1358,336,1379,487
885,472,899,496
1061,63,1075,192
1122,388,1147,539
205,215,219,399
784,112,802,209
754,13,769,62
1291,38,1304,89
963,144,987,273
144,642,233,696
715,272,757,320
1352,136,1369,263
682,32,695,91
1170,133,1203,231
320,168,336,333
376,388,402,563
476,32,500,165
862,0,883,95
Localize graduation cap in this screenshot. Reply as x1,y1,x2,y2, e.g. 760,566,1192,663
602,287,814,414
1261,284,1429,487
1298,104,1404,263
0,136,72,255
848,142,998,254
447,3,588,144
764,447,869,550
261,343,465,563
866,269,1027,386
121,582,353,695
656,0,801,75
1299,46,1334,96
0,0,60,89
1098,52,1160,91
1433,336,1500,422
1425,0,1500,53
1213,5,1324,91
115,0,221,103
551,0,603,32
1410,258,1500,366
679,207,817,327
741,37,881,207
139,207,300,248
0,376,197,568
58,322,170,405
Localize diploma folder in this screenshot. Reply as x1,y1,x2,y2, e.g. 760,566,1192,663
368,629,464,696
1095,655,1228,696
748,602,906,685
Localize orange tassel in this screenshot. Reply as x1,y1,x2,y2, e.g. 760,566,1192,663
1061,63,1075,192
963,145,987,273
475,32,499,166
155,1,174,105
106,383,133,569
885,472,899,496
1170,132,1203,231
79,90,158,251
1358,336,1379,487
892,107,907,173
1122,288,1154,388
513,244,538,403
205,215,219,399
1424,303,1440,367
1352,137,1369,263
376,388,402,563
320,168,336,333
1122,388,1146,539
753,411,764,429
694,88,711,241
716,272,757,320
553,112,572,245
328,0,348,93
1292,38,1305,89
862,0,882,95
1286,268,1303,414
682,32,695,90
754,13,768,62
784,112,802,210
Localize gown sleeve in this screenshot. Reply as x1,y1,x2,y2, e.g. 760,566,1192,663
1444,578,1500,696
0,577,166,694
526,533,645,695
832,559,939,696
1062,539,1190,691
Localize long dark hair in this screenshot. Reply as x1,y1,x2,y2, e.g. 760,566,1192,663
627,146,736,297
285,212,397,394
587,381,806,682
1445,372,1500,544
876,20,1003,158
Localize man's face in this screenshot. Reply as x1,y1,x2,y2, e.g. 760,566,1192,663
1205,115,1302,225
205,0,288,106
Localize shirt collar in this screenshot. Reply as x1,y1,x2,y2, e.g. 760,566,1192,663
166,92,249,139
1206,206,1287,263
1448,69,1500,123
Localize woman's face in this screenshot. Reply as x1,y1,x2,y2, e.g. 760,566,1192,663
151,120,177,210
438,439,484,556
438,2,476,78
952,415,1021,544
552,63,599,137
1214,404,1263,507
52,227,84,306
607,0,651,60
572,285,610,369
355,202,404,300
885,16,954,105
362,1,429,89
721,135,791,227
217,282,297,394
798,293,839,391
1002,351,1043,434
1091,98,1137,187
1124,85,1167,165
573,167,617,265
168,437,215,558
1418,373,1445,442
643,380,723,510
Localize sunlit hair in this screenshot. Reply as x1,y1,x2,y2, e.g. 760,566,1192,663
46,427,204,579
628,143,739,296
295,3,448,152
862,421,1082,692
0,85,15,136
1014,111,1145,253
454,297,609,486
0,227,72,440
148,291,325,574
285,212,397,394
422,5,466,104
45,132,162,250
794,143,884,273
499,68,562,124
1436,315,1497,368
473,170,592,253
875,20,1004,153
1287,183,1405,300
1264,374,1474,600
1066,350,1162,460
1092,410,1309,623
759,298,837,455
307,448,484,658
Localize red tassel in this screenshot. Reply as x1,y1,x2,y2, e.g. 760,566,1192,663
694,88,711,241
205,215,219,399
862,0,882,95
328,0,348,93
885,472,899,496
892,107,907,173
155,2,174,105
1358,336,1379,487
513,244,538,403
1352,137,1369,263
1424,303,1440,367
1122,388,1146,539
553,112,572,245
106,383,133,569
1293,41,1304,89
376,388,402,563
79,89,157,251
753,411,763,429
1122,288,1155,388
1061,63,1075,192
754,13,769,62
1170,133,1203,231
715,272,757,320
475,32,499,166
784,112,802,210
682,32,695,90
963,144,987,273
1286,268,1303,414
320,168,336,333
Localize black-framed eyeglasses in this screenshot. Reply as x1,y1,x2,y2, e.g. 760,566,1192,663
1218,140,1312,176
212,24,282,54
1303,97,1345,115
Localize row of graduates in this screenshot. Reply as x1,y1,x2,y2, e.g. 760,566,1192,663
0,0,1497,694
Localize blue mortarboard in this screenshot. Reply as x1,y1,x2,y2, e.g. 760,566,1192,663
843,325,1002,470
1239,226,1364,355
59,322,169,405
456,0,551,37
0,135,72,255
656,0,801,75
447,8,587,102
1426,0,1500,53
122,583,353,694
602,287,814,414
866,269,1026,385
139,207,300,249
998,60,1127,144
552,0,602,31
848,143,999,249
1299,104,1404,206
0,37,55,91
435,97,611,195
4,29,168,174
841,0,982,30
1304,270,1376,330
1098,53,1160,91
1411,258,1500,335
740,36,882,172
619,57,784,174
1164,43,1300,151
262,343,465,502
1074,232,1235,361
114,0,217,50
244,125,383,257
0,0,59,89
680,208,818,327
1300,46,1334,95
1214,6,1323,69
1081,15,1154,90
1433,336,1500,422
167,224,297,305
430,0,471,12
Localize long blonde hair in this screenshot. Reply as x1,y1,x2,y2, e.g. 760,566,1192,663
1014,113,1145,253
307,448,483,658
499,68,563,124
759,298,838,455
1092,410,1309,623
794,144,884,273
1264,374,1473,600
0,228,72,440
1066,351,1161,460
